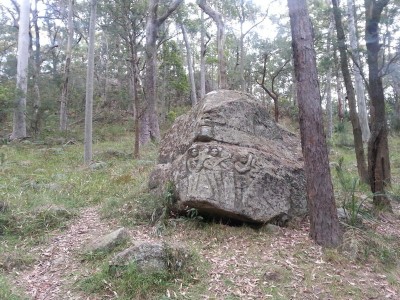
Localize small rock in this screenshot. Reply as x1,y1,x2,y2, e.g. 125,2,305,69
86,228,129,252
0,201,8,213
89,161,107,170
259,223,281,233
111,241,190,273
337,207,348,221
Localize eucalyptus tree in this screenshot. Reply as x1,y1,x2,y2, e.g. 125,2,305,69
140,0,183,145
10,0,30,140
255,37,292,122
0,4,18,125
29,0,56,137
234,0,268,92
180,23,197,106
0,4,17,73
84,0,97,164
197,0,227,89
200,10,207,98
159,39,189,116
332,0,369,184
59,0,74,132
288,0,342,247
324,2,334,139
365,0,392,211
347,0,370,143
101,0,147,157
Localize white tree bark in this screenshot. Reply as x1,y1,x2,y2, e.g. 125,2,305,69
11,0,30,140
84,0,97,164
181,23,197,106
140,0,183,145
197,0,227,89
200,11,206,99
347,0,370,142
325,4,334,140
60,0,74,131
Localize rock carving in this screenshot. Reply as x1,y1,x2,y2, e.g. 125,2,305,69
149,90,307,224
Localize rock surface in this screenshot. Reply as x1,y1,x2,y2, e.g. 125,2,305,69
85,227,129,252
111,241,190,273
149,90,307,224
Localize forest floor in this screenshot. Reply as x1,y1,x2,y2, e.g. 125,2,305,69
7,201,400,300
1,127,400,299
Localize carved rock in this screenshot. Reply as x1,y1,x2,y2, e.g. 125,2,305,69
149,90,307,224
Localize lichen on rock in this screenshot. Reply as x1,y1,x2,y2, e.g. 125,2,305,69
149,90,307,224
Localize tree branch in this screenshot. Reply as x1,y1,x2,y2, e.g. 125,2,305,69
157,0,184,26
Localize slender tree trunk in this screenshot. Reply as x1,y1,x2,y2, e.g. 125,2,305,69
140,0,183,145
84,0,97,164
333,49,345,122
141,0,159,145
11,0,30,140
197,0,227,89
131,58,140,159
181,24,197,106
332,0,369,184
100,35,109,109
347,0,370,143
239,0,245,92
60,0,74,132
288,0,342,248
200,11,206,99
365,0,391,211
325,2,334,140
127,27,140,158
31,0,42,137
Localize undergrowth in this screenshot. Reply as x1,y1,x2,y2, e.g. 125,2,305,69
0,121,399,299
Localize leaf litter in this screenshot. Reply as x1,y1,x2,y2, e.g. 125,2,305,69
6,201,400,299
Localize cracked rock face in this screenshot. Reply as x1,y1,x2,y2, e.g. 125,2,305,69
149,90,307,224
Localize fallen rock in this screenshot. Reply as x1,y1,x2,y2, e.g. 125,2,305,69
149,90,307,224
86,227,129,252
111,241,190,273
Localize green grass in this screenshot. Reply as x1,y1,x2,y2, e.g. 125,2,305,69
0,275,27,300
80,263,174,299
1,120,400,299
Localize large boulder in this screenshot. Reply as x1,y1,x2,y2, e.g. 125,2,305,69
149,90,307,224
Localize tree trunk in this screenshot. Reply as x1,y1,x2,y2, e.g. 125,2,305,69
84,0,97,164
11,0,30,140
333,49,345,122
200,11,206,99
29,0,43,137
288,0,342,248
131,58,140,159
347,0,370,143
365,0,392,211
181,23,197,106
332,0,369,184
60,0,74,132
140,0,183,145
325,1,334,140
239,0,245,92
197,0,228,89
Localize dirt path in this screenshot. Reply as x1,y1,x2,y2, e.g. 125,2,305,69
10,203,400,300
13,207,113,300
